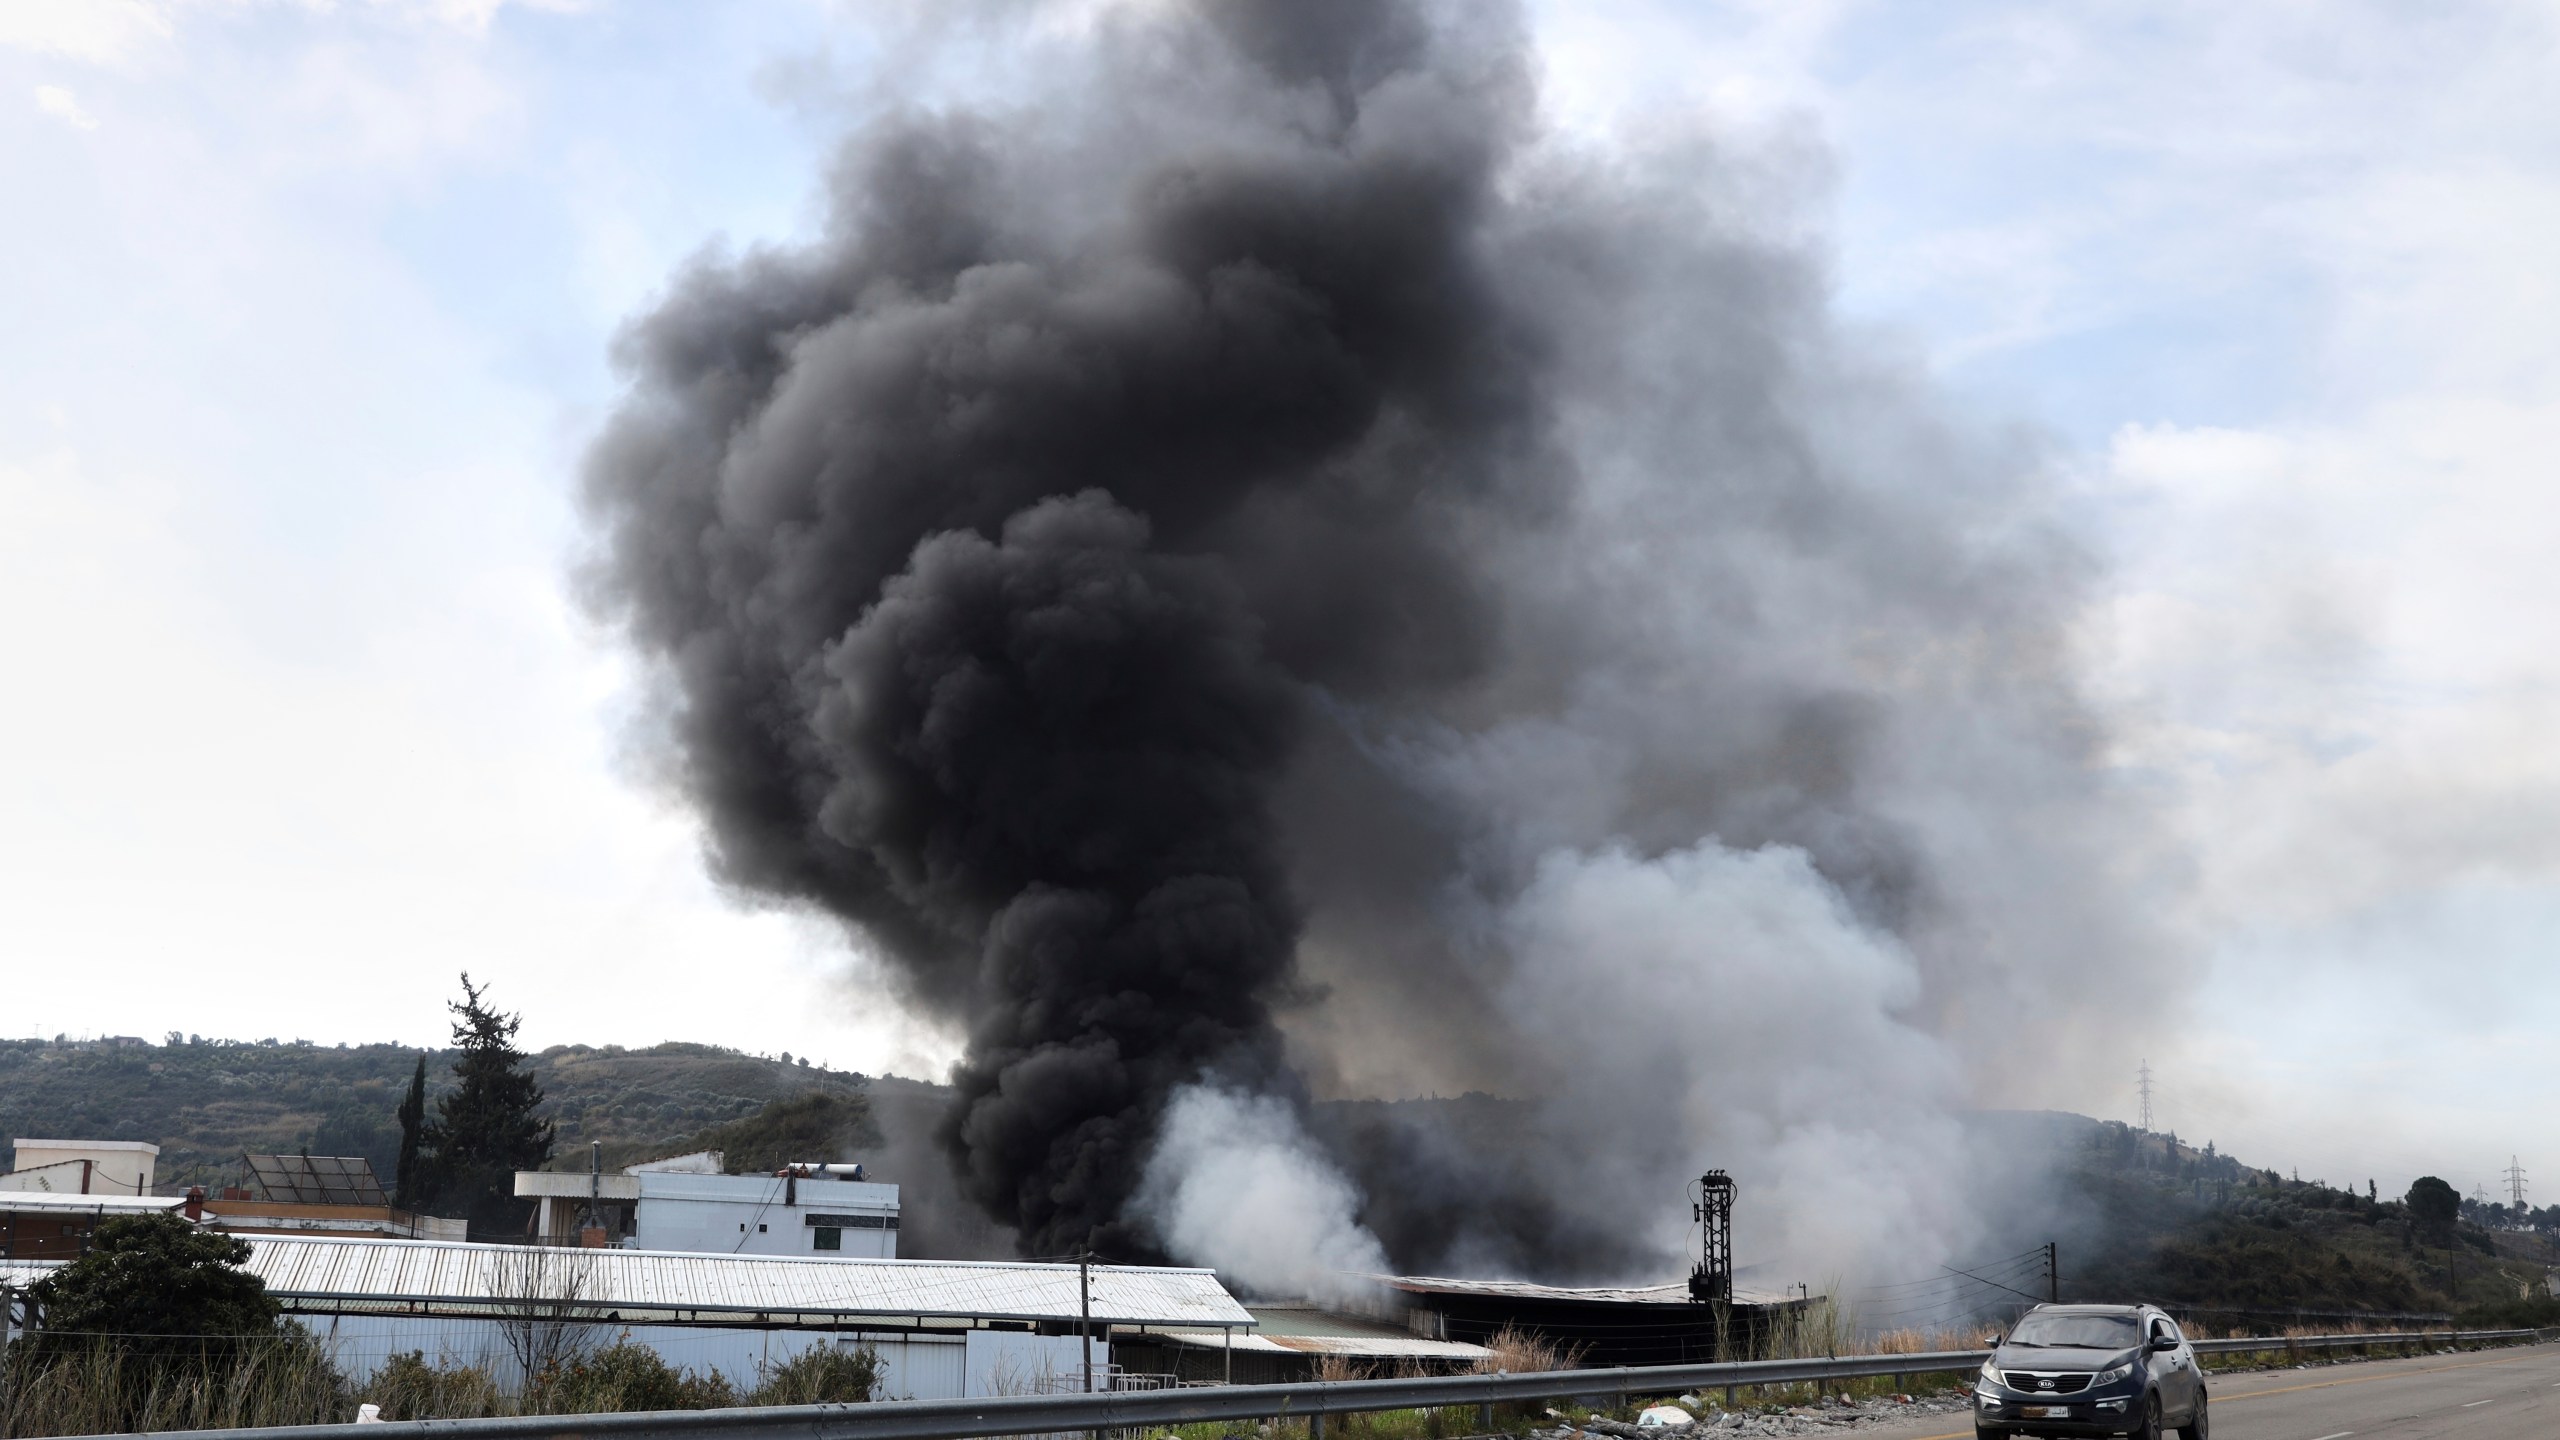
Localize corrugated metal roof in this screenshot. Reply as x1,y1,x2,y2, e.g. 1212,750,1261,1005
1151,1328,1490,1360
234,1237,1252,1327
0,1258,55,1289
1247,1305,1440,1340
1378,1274,1801,1307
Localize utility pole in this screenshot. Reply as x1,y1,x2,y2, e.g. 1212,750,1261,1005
1080,1248,1094,1392
2136,1060,2155,1134
2506,1157,2529,1211
2045,1242,2059,1305
1688,1171,1736,1305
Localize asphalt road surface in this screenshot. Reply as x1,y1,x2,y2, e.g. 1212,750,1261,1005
1848,1343,2560,1440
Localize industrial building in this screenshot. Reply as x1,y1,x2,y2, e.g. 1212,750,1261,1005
1116,1303,1492,1384
2,1234,1254,1398
0,1190,191,1260
1349,1274,1812,1368
513,1152,900,1258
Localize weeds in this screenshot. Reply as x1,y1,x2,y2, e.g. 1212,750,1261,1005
0,1333,885,1436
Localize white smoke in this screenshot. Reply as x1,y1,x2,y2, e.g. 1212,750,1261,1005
1135,1084,1391,1300
1491,840,1975,1286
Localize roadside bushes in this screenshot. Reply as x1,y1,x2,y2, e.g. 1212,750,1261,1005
0,1332,346,1437
361,1353,503,1421
747,1345,882,1405
0,1213,344,1437
538,1343,735,1412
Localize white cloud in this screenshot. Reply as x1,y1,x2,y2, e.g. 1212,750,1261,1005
32,83,96,128
0,1,173,62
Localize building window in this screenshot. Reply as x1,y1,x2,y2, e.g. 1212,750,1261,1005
758,1223,768,1232
813,1227,841,1251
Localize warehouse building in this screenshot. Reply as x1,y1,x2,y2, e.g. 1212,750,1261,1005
1348,1274,1813,1367
3,1234,1253,1398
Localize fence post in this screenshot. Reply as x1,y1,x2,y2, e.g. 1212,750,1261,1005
1478,1403,1493,1431
1311,1413,1324,1440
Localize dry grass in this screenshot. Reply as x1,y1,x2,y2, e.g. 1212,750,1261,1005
0,1334,885,1436
0,1336,345,1438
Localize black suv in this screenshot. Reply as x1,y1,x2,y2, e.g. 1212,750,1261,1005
1974,1303,2207,1440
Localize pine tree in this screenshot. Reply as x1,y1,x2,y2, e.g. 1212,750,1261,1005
417,973,553,1236
392,1053,428,1210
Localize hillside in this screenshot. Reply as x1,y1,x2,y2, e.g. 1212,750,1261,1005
2052,1119,2559,1321
8,1036,2550,1315
0,1035,865,1192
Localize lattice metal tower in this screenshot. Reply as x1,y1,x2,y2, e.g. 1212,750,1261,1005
2506,1157,2529,1210
1689,1170,1736,1305
2137,1060,2155,1133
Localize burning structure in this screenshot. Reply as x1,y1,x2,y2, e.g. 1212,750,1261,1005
584,0,2161,1295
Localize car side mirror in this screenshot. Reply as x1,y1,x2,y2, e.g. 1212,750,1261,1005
2148,1335,2177,1352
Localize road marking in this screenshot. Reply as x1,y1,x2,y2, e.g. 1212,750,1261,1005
2308,1432,2354,1440
2462,1398,2495,1406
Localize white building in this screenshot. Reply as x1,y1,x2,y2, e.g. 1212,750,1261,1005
2,1139,158,1196
0,1235,1257,1398
515,1153,900,1258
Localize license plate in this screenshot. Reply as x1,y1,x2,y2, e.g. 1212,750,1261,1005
2021,1405,2069,1418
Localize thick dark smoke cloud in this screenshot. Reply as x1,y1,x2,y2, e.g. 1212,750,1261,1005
584,0,1547,1259
587,0,2166,1284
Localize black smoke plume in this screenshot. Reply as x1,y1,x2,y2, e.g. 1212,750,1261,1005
586,0,2161,1280
584,0,1542,1259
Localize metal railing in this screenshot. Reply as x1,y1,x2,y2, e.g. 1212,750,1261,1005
83,1328,2545,1440
2189,1327,2538,1358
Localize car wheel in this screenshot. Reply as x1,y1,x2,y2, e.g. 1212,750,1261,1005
1972,1427,2007,1440
2129,1393,2162,1440
2176,1391,2209,1440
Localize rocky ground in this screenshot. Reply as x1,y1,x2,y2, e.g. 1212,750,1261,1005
1526,1393,1974,1439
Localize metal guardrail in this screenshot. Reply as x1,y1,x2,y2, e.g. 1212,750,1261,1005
79,1329,2547,1440
2189,1327,2536,1356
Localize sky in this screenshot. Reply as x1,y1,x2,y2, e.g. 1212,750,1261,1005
3,0,2558,1205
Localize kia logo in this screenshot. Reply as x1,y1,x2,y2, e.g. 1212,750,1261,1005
2038,1380,2056,1391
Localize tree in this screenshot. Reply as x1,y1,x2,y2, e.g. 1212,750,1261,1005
2408,1175,2461,1236
393,1052,428,1210
22,1212,281,1368
684,1091,882,1173
416,974,553,1235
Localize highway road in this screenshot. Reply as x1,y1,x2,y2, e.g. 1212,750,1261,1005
1851,1343,2560,1439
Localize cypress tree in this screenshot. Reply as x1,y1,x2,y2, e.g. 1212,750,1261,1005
392,1053,428,1210
419,973,553,1236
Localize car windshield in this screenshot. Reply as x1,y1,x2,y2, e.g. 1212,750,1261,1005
2006,1314,2142,1349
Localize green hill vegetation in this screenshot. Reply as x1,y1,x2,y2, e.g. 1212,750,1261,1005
8,1031,2552,1325
0,1034,869,1194
2058,1119,2559,1323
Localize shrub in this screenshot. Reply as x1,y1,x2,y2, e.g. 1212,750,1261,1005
749,1345,881,1405
20,1212,280,1367
358,1352,502,1420
538,1342,735,1413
